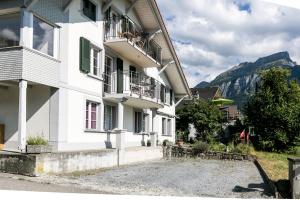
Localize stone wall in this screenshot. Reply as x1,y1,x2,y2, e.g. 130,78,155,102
0,147,163,176
163,145,255,161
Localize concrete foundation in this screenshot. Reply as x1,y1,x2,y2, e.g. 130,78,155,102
288,157,300,199
0,147,163,176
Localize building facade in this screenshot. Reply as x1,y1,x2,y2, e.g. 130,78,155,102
0,0,190,152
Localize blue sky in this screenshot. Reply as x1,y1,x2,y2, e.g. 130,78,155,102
156,0,300,87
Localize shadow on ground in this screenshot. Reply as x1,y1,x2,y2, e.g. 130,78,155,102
232,182,274,197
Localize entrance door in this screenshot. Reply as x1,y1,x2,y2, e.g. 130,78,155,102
0,124,4,150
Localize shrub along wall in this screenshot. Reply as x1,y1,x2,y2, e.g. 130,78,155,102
163,145,255,161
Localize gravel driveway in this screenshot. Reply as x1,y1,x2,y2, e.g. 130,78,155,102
33,159,274,198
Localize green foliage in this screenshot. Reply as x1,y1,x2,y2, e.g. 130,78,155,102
245,67,300,152
209,142,226,152
176,130,189,142
192,141,209,153
162,139,172,146
27,136,48,145
228,143,250,154
176,99,223,143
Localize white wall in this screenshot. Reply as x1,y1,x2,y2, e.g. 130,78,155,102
0,84,51,151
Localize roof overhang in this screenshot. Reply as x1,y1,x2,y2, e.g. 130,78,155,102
146,0,191,97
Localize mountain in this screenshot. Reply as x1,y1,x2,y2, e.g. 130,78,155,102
195,81,210,88
195,52,299,109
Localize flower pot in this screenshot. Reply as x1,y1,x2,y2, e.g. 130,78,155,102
147,140,151,147
26,145,52,154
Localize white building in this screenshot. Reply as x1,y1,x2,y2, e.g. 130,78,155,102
0,0,190,153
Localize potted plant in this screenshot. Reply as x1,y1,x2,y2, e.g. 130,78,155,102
147,139,151,147
26,136,52,154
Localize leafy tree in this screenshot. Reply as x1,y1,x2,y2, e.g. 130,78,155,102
176,99,223,143
244,67,300,152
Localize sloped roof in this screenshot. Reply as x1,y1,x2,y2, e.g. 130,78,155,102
191,87,221,100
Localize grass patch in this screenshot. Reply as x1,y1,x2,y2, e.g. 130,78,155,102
250,147,300,181
27,136,48,145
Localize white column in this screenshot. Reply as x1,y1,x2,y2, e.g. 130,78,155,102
150,109,158,146
18,80,27,153
117,101,124,130
20,8,33,48
116,101,125,150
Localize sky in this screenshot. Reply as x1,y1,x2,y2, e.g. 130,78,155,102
156,0,300,87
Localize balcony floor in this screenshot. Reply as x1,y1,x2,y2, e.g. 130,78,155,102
104,39,161,68
103,92,163,109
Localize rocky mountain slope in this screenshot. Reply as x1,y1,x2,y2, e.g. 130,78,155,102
196,52,300,108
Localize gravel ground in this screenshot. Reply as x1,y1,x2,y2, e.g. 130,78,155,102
19,159,274,198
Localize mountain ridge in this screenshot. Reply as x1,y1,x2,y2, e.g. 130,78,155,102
195,51,300,108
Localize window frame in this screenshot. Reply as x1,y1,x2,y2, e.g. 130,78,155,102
162,117,173,136
0,12,21,49
89,44,102,78
104,54,114,93
103,103,117,131
31,13,59,58
162,117,166,135
85,100,100,131
167,118,172,136
32,14,55,57
82,0,97,22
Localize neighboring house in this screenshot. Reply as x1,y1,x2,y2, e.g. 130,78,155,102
182,86,239,140
190,87,222,101
0,0,190,152
220,105,240,120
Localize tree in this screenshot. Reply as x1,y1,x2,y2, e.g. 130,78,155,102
244,67,300,152
176,99,223,143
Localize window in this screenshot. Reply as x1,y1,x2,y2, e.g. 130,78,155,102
33,16,54,56
166,88,171,105
83,0,96,21
135,111,142,133
162,118,172,136
0,13,20,48
91,46,101,76
104,104,116,130
104,55,113,93
160,85,165,103
162,117,166,135
167,119,172,136
135,111,149,133
85,101,100,130
143,113,149,132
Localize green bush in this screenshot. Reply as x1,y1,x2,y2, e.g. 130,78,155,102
229,143,250,154
162,139,172,146
27,136,48,145
209,143,226,152
192,141,209,153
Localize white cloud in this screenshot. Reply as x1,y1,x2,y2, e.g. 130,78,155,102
157,0,300,87
0,28,19,41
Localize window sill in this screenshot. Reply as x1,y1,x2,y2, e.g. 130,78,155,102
84,129,106,133
87,74,103,81
162,134,172,137
133,132,149,136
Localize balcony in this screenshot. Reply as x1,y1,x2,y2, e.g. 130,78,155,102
104,15,162,68
103,71,163,109
0,46,60,87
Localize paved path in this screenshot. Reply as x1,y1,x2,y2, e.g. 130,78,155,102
0,159,274,198
0,175,101,194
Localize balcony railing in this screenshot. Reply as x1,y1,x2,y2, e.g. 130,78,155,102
104,15,162,64
103,71,162,103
